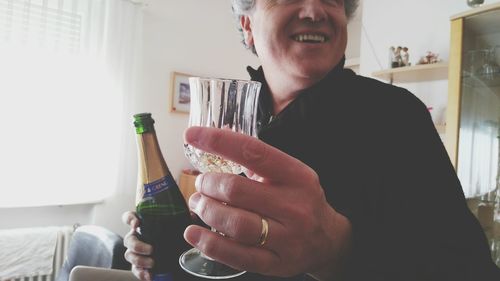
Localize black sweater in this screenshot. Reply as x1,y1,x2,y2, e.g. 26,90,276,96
237,59,500,281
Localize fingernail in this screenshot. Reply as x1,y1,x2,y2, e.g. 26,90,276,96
195,174,203,191
189,193,201,210
185,127,202,146
185,226,202,246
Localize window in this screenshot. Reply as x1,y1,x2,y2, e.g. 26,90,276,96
0,0,141,207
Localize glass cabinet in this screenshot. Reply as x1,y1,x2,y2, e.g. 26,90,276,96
446,3,500,266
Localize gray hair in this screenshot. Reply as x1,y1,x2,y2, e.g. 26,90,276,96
231,0,359,54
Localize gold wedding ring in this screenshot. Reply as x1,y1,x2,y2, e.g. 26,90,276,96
258,217,269,246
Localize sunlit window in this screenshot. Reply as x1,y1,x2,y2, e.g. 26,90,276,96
0,0,123,207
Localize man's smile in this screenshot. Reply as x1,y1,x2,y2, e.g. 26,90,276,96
291,33,329,43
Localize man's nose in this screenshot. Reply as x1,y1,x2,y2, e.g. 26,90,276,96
298,0,328,23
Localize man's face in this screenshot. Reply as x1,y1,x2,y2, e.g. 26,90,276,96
242,0,348,83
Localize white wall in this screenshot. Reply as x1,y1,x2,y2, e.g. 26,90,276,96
0,205,93,229
346,0,363,61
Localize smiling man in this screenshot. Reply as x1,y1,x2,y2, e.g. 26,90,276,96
239,0,348,114
123,0,500,280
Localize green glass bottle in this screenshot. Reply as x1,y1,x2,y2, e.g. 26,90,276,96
133,113,191,281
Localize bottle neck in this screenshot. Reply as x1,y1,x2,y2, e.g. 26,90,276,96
136,131,169,184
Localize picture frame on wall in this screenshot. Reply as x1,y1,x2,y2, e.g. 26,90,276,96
170,72,192,113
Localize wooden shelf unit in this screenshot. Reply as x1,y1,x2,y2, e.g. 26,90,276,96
372,63,449,84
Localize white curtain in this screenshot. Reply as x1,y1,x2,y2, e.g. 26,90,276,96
0,0,143,207
457,81,499,198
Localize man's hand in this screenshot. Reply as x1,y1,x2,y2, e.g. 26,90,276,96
122,211,154,281
183,126,352,279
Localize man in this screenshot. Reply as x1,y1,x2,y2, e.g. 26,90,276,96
124,0,500,280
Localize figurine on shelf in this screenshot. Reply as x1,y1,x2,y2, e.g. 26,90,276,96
390,46,410,68
418,51,441,64
401,47,411,66
389,46,397,68
390,46,401,68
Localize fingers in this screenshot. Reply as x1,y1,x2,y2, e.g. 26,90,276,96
189,192,278,245
122,211,140,229
122,211,150,255
125,246,154,281
124,239,154,281
193,173,289,220
184,225,281,275
124,230,153,256
131,265,152,281
184,127,316,184
123,211,154,281
125,248,155,268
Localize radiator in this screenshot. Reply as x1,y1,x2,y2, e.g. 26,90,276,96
51,225,75,281
10,274,53,281
4,225,76,281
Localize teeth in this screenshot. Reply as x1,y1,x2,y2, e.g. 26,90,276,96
294,34,326,43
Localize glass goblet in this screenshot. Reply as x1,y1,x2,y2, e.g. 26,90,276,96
179,77,261,279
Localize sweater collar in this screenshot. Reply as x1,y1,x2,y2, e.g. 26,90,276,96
248,56,347,128
247,55,346,85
